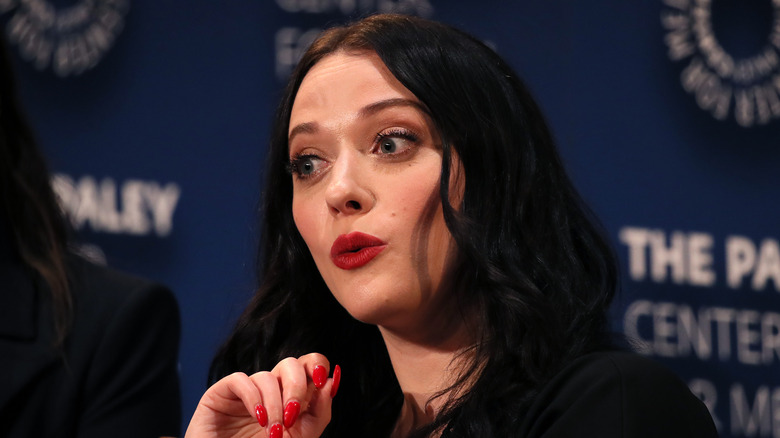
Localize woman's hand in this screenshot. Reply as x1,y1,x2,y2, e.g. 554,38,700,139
185,353,341,438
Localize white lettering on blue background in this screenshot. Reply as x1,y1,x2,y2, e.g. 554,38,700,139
729,384,778,437
1,0,129,77
623,300,780,365
619,227,717,287
619,226,780,292
272,0,434,80
52,173,180,237
683,378,780,437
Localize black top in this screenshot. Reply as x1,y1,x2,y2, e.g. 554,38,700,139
519,351,719,437
0,245,181,437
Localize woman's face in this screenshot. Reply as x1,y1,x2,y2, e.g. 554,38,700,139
289,51,460,334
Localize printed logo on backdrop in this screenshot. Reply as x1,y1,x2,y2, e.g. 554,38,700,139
618,226,780,436
661,0,780,127
274,0,434,80
0,0,128,77
52,173,180,236
51,173,180,263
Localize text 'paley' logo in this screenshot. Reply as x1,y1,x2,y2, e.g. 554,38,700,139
661,0,780,127
0,0,128,77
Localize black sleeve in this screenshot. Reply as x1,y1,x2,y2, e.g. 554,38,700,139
77,283,181,438
521,352,719,438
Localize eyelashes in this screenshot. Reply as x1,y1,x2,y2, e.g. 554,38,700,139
287,127,421,179
374,128,419,150
286,153,322,178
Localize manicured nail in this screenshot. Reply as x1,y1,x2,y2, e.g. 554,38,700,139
313,365,327,388
255,403,268,427
283,401,300,428
269,423,283,438
330,364,341,398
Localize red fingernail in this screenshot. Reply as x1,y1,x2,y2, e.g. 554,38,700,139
269,423,283,438
255,403,268,427
283,401,300,428
313,365,327,388
330,364,341,398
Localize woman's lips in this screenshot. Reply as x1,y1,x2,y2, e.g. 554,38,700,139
330,232,387,270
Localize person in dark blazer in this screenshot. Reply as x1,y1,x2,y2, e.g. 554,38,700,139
0,36,181,437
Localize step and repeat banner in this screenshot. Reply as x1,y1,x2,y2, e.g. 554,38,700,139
4,1,778,435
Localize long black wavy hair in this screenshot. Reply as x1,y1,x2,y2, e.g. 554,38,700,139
0,37,73,346
210,14,618,437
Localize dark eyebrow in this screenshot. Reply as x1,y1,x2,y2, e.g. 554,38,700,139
358,98,431,119
288,122,319,144
288,98,430,144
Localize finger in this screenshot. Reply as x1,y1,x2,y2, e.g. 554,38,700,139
297,352,330,389
186,372,269,438
250,371,284,435
306,364,340,422
271,357,309,429
206,372,263,419
330,364,341,399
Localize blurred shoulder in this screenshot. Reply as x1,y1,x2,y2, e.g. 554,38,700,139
64,253,179,339
567,350,688,386
66,253,176,309
521,350,719,437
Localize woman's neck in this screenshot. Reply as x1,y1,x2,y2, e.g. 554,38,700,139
379,315,475,436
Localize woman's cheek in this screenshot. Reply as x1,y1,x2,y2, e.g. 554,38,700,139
292,201,314,243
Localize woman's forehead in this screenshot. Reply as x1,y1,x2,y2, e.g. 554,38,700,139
288,51,419,132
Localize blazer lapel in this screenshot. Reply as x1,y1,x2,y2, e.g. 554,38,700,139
0,262,59,410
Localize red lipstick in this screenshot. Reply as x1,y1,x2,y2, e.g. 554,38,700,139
330,232,387,270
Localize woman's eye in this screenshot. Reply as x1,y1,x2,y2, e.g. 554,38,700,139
379,138,399,154
288,154,324,178
374,129,418,155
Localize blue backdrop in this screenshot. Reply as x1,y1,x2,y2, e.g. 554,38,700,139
5,1,779,436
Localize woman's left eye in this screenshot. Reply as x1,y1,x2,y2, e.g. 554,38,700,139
374,129,418,155
379,137,400,154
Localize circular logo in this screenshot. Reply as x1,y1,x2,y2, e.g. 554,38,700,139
661,0,780,127
0,0,129,77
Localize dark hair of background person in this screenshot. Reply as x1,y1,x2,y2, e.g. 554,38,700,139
0,40,72,346
210,14,618,437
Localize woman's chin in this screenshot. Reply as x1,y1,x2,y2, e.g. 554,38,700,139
339,300,412,329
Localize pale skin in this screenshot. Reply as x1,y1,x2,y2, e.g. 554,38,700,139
186,50,472,437
185,353,338,438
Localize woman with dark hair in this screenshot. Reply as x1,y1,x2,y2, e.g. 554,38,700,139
0,37,182,437
186,14,718,437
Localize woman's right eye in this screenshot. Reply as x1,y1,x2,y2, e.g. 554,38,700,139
288,154,325,178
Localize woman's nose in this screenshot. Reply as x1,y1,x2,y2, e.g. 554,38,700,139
324,155,374,216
